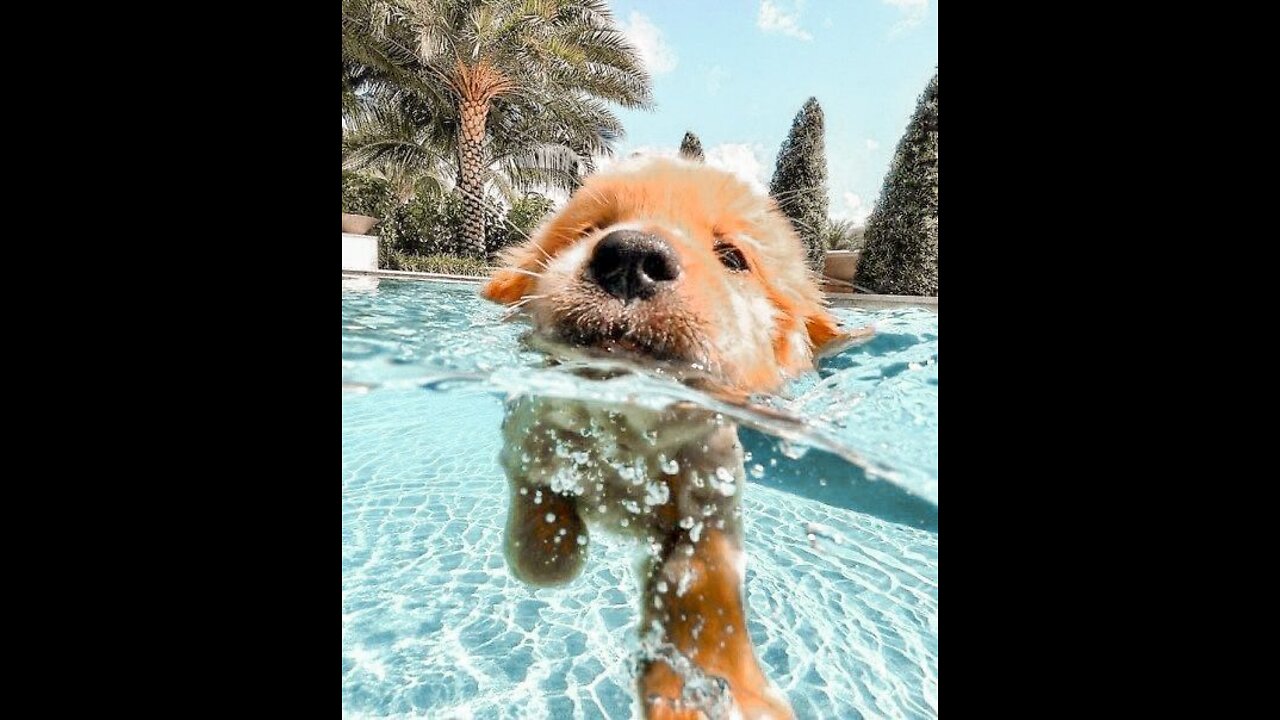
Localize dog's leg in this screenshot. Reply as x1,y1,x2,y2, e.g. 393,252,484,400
503,482,588,586
499,398,590,586
638,528,793,720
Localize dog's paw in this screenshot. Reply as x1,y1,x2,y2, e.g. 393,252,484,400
504,488,588,587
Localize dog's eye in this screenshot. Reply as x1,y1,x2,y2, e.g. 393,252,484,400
714,241,749,272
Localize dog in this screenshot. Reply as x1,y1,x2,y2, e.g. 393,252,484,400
482,157,866,719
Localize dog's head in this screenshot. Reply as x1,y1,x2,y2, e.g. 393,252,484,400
483,157,863,393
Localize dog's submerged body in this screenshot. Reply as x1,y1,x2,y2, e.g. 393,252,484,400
483,158,864,719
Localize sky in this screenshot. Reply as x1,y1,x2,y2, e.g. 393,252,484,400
599,0,938,226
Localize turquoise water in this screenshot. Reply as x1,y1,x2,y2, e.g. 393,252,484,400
342,276,938,719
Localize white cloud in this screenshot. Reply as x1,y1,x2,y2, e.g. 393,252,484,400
622,12,677,75
883,0,928,31
706,65,729,96
833,192,873,227
865,139,881,152
757,1,812,41
593,143,769,194
705,143,769,193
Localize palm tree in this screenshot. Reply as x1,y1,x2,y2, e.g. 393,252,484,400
342,0,652,258
341,79,624,206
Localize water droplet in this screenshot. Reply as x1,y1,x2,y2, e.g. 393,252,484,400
656,580,669,594
576,535,588,546
545,513,556,523
661,457,680,475
749,464,765,479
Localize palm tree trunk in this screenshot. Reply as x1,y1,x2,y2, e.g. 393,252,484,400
456,99,489,259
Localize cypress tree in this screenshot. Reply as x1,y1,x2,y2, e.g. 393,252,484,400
678,131,705,162
768,98,829,272
857,72,939,296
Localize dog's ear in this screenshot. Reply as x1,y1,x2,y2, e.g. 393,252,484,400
481,241,540,305
806,307,873,358
481,266,534,305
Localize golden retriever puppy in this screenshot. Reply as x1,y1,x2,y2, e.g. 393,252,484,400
483,157,866,719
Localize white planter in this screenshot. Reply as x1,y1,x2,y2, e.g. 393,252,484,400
342,233,379,271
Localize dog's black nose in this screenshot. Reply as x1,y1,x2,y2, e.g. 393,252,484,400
587,230,681,301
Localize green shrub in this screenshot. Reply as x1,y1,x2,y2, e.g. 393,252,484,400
857,71,938,296
341,172,394,218
383,251,490,276
380,191,541,259
380,193,464,257
373,190,554,271
769,98,829,272
679,131,706,162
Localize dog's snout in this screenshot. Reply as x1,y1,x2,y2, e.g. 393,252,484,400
587,230,681,301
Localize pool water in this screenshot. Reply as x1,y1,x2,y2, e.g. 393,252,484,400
342,277,938,719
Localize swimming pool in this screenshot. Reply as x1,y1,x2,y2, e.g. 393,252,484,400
342,276,938,718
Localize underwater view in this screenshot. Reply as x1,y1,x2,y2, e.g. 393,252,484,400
342,277,938,719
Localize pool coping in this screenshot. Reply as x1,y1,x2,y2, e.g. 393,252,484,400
342,269,938,309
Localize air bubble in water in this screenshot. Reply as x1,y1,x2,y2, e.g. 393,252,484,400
749,464,765,479
676,569,693,596
661,457,680,475
545,513,556,523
